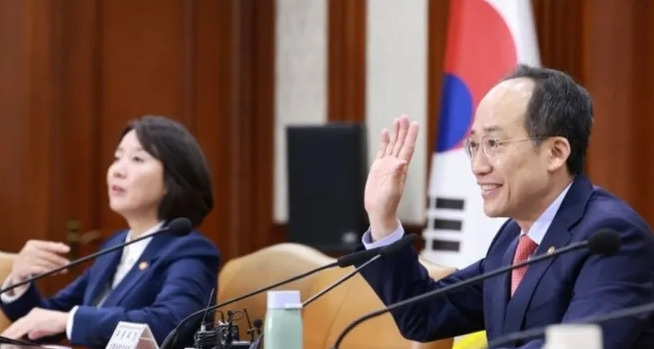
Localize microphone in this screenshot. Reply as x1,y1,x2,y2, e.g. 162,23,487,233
303,234,418,307
250,319,263,339
485,293,654,348
246,319,264,349
329,229,621,349
246,234,418,349
160,234,418,349
0,217,193,295
193,288,218,349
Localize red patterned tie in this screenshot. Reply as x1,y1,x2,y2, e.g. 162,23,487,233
511,235,539,296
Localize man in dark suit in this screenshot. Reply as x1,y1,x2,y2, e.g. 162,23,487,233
359,65,654,348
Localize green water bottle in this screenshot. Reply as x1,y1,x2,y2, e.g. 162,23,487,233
264,290,303,349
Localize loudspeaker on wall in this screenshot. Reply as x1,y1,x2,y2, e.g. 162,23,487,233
286,123,369,253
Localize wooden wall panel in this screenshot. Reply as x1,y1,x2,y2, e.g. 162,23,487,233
3,0,654,295
91,0,276,264
249,0,277,252
328,0,366,123
46,0,102,292
582,1,637,204
0,0,53,252
212,0,276,259
0,0,63,293
0,1,31,253
180,0,197,128
581,0,654,224
0,0,276,294
532,0,585,80
631,1,654,218
49,0,101,252
192,0,236,264
98,0,186,233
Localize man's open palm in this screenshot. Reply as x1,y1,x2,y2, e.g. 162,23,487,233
364,115,419,240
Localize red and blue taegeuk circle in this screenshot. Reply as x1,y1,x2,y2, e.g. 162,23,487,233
436,0,518,153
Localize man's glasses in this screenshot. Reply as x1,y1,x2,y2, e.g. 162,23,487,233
464,136,549,158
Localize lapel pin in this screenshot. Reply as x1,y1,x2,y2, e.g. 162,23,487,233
547,246,556,255
138,261,148,270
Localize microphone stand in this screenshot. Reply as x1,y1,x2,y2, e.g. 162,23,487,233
163,234,417,349
486,301,654,348
0,218,190,295
330,240,590,348
303,254,383,307
249,254,387,349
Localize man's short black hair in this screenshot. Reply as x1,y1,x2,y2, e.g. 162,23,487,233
119,115,213,227
502,64,593,175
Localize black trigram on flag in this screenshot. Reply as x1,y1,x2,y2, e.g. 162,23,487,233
424,196,465,253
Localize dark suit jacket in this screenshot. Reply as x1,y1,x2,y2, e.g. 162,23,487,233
359,174,654,348
0,229,220,348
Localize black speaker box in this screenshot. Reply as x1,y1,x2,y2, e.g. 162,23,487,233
286,123,369,253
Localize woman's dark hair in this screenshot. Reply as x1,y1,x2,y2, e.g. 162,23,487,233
118,115,213,227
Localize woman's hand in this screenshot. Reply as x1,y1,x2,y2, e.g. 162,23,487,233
6,240,70,296
1,308,69,341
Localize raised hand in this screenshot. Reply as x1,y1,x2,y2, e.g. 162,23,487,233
364,115,419,241
5,240,70,297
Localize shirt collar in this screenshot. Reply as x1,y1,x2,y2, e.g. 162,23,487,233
125,221,165,243
523,181,573,245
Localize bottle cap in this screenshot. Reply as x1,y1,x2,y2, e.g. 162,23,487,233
544,324,602,349
267,290,302,309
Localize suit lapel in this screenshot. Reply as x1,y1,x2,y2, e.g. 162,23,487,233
488,221,520,336
502,219,571,334
100,233,174,307
85,232,126,305
501,174,593,335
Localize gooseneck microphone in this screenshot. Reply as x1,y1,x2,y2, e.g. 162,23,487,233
303,234,418,308
160,234,418,349
246,234,418,349
486,293,654,348
0,217,193,295
329,229,621,349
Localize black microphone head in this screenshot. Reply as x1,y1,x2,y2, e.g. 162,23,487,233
380,234,418,258
253,319,263,328
588,228,621,256
166,217,193,236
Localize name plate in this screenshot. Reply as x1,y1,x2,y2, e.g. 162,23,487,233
105,322,158,349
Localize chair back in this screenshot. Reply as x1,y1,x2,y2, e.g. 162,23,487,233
217,243,456,349
0,252,16,331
